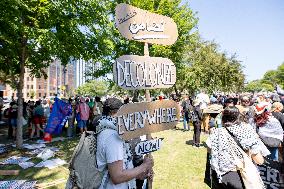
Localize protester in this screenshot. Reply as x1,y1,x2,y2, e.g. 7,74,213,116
192,99,202,147
196,90,210,133
42,99,50,129
254,103,283,161
236,96,254,124
206,106,267,189
9,102,18,139
181,95,192,131
96,98,154,188
93,96,103,118
271,102,284,129
32,101,44,138
67,98,76,138
77,97,90,134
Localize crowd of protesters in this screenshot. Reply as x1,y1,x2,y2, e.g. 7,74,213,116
3,96,104,140
177,85,284,188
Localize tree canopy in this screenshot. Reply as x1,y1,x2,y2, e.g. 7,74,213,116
245,62,284,92
75,80,109,97
0,0,112,147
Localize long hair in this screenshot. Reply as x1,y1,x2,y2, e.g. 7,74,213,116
222,106,240,127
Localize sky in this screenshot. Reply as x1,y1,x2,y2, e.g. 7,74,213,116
186,0,284,81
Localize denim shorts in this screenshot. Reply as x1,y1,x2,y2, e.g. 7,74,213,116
11,118,17,127
78,120,87,129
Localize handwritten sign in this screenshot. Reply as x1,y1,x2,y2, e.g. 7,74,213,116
113,55,176,90
257,159,284,189
135,138,163,155
116,100,180,140
115,3,178,45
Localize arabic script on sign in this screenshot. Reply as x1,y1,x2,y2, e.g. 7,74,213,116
115,3,178,45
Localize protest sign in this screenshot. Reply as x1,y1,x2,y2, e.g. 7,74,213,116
135,138,163,155
113,55,176,90
116,100,180,140
115,3,178,45
257,159,284,189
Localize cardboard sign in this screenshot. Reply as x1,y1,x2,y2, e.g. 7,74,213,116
116,100,180,140
257,159,284,189
115,3,178,45
113,55,176,90
135,138,163,155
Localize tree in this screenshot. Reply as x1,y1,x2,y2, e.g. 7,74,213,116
179,40,245,94
91,0,199,96
0,0,112,147
244,80,274,92
76,80,109,97
245,62,284,92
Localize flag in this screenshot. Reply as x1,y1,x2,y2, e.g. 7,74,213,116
45,98,72,135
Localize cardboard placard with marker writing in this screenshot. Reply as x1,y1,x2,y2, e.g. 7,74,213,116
115,3,178,45
116,100,180,141
113,55,176,90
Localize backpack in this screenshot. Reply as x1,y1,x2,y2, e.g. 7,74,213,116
65,131,103,189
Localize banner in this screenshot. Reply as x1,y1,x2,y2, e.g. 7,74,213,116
45,98,71,134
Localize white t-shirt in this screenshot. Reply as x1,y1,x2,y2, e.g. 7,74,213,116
196,93,210,110
97,129,135,189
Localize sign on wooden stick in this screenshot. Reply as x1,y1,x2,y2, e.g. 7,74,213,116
113,55,176,90
116,100,180,140
115,3,178,45
135,138,163,155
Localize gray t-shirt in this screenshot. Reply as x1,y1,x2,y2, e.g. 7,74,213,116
97,129,136,189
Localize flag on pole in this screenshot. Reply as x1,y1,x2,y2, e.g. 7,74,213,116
45,98,72,135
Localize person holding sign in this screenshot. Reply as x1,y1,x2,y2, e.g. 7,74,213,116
96,98,154,189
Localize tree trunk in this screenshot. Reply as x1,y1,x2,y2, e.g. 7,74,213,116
16,36,27,148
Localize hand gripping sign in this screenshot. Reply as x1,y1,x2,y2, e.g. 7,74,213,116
116,100,180,141
115,3,178,45
113,55,176,90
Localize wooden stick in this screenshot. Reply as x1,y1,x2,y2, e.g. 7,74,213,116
144,42,153,189
0,170,20,175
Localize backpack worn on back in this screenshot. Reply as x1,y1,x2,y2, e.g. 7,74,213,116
66,131,103,189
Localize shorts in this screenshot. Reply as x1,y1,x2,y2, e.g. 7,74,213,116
78,120,87,129
11,119,17,127
33,116,43,125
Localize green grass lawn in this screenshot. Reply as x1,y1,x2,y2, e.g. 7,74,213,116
0,123,210,189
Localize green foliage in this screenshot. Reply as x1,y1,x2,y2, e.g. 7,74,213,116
178,40,245,94
75,80,109,97
0,0,112,147
245,62,284,92
0,0,112,81
91,0,244,96
247,82,274,93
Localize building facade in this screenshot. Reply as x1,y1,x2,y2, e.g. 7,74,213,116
1,58,104,100
3,58,76,100
74,58,103,88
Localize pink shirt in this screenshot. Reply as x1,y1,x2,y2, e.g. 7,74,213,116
77,102,90,120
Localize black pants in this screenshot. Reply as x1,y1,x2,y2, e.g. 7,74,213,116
193,121,201,145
